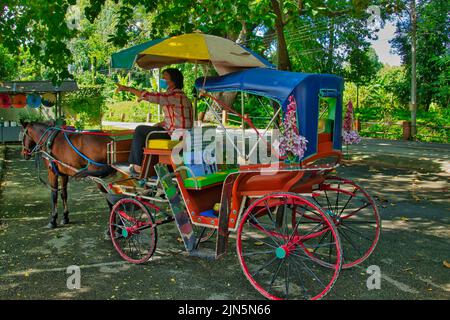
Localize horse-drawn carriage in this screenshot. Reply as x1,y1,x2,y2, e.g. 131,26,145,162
21,34,380,300
95,67,381,300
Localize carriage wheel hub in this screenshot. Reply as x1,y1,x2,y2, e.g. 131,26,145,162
121,228,129,238
275,246,290,259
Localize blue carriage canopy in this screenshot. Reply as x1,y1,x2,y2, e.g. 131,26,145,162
194,67,344,159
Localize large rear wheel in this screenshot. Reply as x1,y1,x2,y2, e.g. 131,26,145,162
312,176,381,268
237,192,342,300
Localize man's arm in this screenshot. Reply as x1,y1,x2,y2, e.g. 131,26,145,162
115,83,143,97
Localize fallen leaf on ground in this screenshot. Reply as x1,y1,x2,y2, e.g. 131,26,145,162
402,267,414,272
443,260,450,268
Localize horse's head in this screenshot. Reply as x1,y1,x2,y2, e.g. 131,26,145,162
20,121,37,160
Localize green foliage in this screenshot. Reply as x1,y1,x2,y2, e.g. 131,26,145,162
1,0,76,83
391,0,450,110
0,44,17,80
16,110,47,123
62,85,107,129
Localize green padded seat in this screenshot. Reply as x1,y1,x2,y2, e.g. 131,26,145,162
183,169,238,189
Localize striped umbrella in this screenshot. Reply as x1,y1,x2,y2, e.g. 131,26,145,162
111,33,274,75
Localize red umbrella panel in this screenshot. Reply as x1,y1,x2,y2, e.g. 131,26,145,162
0,93,12,108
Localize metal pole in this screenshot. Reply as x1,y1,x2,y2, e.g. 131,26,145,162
241,92,245,160
157,69,161,122
194,61,198,126
410,0,417,139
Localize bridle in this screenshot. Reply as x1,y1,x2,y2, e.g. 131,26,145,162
21,127,34,157
21,125,53,157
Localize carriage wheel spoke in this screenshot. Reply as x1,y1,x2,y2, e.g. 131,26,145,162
264,199,276,226
343,202,371,218
334,183,341,213
339,227,364,257
268,259,284,294
290,255,327,289
340,222,374,242
338,187,357,217
251,256,278,278
242,249,274,257
249,214,282,247
290,257,311,299
284,260,290,299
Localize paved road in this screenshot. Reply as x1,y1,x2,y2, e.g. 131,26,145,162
0,145,449,299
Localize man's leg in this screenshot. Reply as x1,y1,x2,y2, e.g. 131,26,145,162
129,125,169,172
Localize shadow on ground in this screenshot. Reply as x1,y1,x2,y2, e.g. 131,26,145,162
0,145,449,300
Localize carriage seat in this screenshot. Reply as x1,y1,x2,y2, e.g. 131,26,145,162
147,139,181,150
183,168,238,189
181,150,238,189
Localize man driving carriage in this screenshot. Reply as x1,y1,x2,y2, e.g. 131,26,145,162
115,68,193,175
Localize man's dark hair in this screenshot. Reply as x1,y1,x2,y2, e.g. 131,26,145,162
163,68,184,89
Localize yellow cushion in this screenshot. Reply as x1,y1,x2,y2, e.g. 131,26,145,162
147,139,180,150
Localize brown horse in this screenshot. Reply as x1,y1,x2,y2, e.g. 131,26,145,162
20,121,114,228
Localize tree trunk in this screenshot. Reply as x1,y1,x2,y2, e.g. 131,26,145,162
410,0,418,138
270,0,291,71
327,17,335,73
236,21,248,44
356,84,359,109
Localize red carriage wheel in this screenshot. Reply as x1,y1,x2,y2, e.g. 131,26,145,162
237,192,342,300
109,198,158,264
312,176,381,269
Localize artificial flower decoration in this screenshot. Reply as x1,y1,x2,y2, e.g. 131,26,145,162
343,100,361,145
279,95,308,161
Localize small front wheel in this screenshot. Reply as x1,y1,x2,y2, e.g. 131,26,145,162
109,198,158,264
237,192,342,300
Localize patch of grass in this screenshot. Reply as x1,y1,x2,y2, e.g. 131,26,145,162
104,101,161,123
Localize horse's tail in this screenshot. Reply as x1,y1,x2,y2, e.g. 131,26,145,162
74,165,115,179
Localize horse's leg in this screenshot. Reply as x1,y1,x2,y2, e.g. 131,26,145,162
47,170,59,229
60,175,70,225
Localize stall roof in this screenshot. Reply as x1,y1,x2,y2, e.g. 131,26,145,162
195,68,341,106
0,81,78,93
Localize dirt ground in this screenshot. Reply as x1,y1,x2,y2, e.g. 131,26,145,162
0,145,449,300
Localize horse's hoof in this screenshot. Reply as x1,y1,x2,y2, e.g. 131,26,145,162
61,217,70,225
47,222,57,229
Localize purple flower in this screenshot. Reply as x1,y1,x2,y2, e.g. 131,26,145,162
343,130,362,145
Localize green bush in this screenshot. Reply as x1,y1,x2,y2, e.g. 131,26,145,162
62,85,107,129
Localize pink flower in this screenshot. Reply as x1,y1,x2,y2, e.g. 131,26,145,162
343,101,354,132
279,95,308,159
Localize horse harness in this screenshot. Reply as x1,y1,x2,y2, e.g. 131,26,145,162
22,126,108,190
